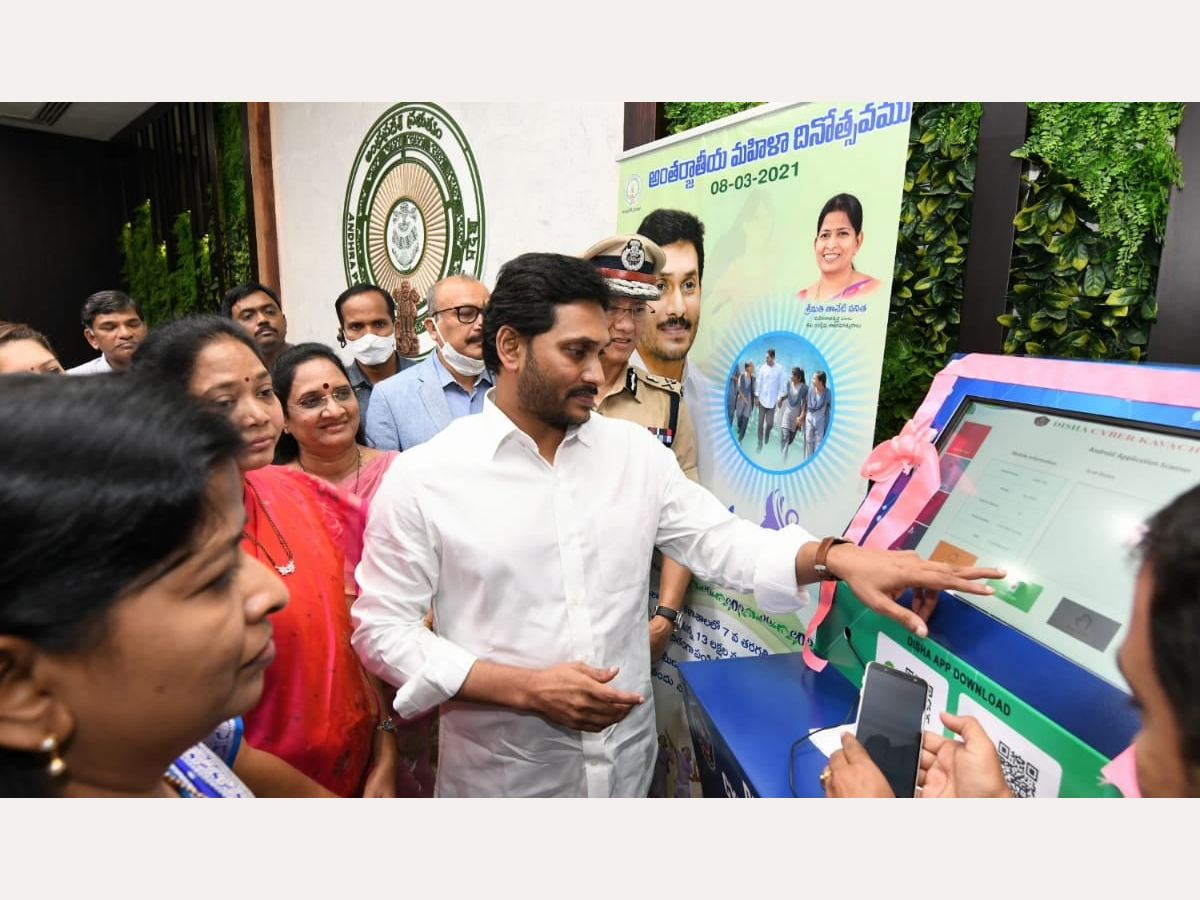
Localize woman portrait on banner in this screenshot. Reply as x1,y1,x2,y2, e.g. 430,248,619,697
271,341,436,797
133,315,397,798
0,374,336,797
797,192,881,302
804,371,831,459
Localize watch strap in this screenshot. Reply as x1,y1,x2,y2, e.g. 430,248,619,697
814,536,851,581
652,605,679,623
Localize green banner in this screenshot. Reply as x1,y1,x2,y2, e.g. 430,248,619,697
617,101,911,794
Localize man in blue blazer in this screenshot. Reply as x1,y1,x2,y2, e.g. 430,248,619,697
365,274,492,451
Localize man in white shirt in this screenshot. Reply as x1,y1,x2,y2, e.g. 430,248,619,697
66,290,147,375
754,347,785,452
350,252,1004,797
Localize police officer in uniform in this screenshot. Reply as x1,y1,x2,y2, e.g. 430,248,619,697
580,234,700,482
580,234,700,672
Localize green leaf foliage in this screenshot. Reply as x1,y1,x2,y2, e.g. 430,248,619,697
1000,103,1178,363
875,102,981,445
663,103,763,136
117,103,253,325
1017,103,1183,286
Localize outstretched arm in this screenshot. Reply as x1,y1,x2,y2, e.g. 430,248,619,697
795,541,1005,638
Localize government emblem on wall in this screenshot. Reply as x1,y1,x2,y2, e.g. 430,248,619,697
343,103,486,357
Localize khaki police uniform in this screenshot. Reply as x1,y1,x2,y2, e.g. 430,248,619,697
597,365,699,482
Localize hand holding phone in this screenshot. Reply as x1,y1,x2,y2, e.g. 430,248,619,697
853,661,929,798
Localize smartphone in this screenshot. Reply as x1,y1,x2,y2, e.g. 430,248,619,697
853,661,929,798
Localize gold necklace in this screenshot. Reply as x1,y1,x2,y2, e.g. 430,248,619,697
299,445,362,494
815,271,858,301
243,479,296,576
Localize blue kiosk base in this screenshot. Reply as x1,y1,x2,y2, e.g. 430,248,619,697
677,652,859,798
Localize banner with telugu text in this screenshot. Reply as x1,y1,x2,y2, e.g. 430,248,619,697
615,101,910,795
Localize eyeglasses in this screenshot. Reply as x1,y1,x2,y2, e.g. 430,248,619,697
606,304,649,324
292,385,355,412
431,305,483,325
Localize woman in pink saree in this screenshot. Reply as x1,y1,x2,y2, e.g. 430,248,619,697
273,342,435,796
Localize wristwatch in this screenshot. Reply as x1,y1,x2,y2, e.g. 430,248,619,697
814,536,852,581
651,605,680,625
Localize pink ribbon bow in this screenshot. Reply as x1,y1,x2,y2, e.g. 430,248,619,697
861,414,939,484
801,415,942,672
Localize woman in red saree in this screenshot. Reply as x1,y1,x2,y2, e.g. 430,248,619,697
134,316,395,797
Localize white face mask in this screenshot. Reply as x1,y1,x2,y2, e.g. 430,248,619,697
344,332,396,367
432,320,486,376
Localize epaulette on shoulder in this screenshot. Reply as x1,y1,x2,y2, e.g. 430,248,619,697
641,371,683,395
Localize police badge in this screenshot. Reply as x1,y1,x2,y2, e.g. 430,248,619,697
620,239,646,273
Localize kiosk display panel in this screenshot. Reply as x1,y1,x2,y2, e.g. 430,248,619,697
890,396,1200,692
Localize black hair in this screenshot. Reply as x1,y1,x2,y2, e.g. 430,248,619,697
637,209,706,282
791,366,805,382
271,342,364,462
481,253,609,374
0,373,243,796
80,290,144,329
132,314,266,391
815,193,865,235
335,284,396,327
1139,483,1200,770
220,282,282,319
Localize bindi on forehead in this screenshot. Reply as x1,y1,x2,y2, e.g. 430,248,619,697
323,383,329,389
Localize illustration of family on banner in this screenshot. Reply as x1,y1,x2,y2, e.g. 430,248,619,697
614,100,911,796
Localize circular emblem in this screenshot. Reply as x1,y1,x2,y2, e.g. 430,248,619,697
620,238,645,272
343,103,486,356
387,199,425,274
624,173,641,208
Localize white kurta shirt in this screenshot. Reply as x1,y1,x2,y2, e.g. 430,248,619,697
65,354,112,375
755,360,785,407
351,394,816,797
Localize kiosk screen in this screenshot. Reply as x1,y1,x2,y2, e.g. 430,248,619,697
892,397,1200,692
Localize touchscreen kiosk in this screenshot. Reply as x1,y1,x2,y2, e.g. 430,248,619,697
890,395,1200,692
809,355,1200,796
678,353,1200,798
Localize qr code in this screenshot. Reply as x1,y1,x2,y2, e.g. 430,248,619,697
998,740,1039,798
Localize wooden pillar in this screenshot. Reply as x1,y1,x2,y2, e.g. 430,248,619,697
1150,106,1200,365
958,103,1029,354
245,102,280,292
624,103,664,151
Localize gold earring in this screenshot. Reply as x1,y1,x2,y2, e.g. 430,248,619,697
40,734,66,777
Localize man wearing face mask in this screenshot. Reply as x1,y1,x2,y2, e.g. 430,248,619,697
334,283,417,424
365,274,492,452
